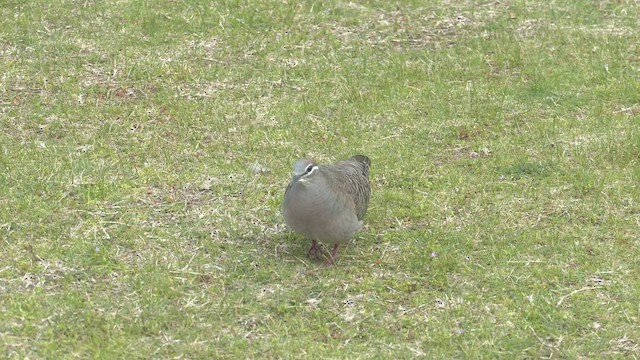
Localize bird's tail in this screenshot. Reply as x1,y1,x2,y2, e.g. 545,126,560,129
350,155,370,167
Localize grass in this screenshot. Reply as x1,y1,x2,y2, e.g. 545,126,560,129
1,0,639,358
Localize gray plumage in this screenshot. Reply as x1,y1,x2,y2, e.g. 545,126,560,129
282,155,371,264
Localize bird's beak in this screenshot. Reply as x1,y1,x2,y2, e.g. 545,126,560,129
291,173,304,183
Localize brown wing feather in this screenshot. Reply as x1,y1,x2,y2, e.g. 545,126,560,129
325,155,371,220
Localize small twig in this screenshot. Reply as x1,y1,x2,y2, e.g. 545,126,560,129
294,256,310,267
528,325,560,351
556,287,596,306
507,260,546,264
380,133,401,141
381,242,390,258
613,106,636,114
179,253,197,272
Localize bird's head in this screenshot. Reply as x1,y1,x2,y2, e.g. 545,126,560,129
291,159,319,185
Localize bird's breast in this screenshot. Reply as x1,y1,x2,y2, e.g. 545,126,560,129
283,182,361,243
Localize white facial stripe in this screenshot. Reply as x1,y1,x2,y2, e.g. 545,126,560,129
307,166,318,175
298,166,318,182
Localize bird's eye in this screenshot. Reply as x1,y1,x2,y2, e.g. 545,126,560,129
305,164,314,172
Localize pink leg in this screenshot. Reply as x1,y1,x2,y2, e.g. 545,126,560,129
307,240,322,259
324,244,339,265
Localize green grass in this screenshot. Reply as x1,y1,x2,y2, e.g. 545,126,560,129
1,0,639,358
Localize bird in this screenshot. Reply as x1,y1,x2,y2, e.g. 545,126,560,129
282,155,371,264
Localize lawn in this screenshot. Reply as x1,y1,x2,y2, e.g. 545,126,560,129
1,0,639,358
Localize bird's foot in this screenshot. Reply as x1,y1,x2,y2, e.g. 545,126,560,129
307,240,322,260
323,244,340,266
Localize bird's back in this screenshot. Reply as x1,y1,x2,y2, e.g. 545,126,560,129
323,155,371,220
